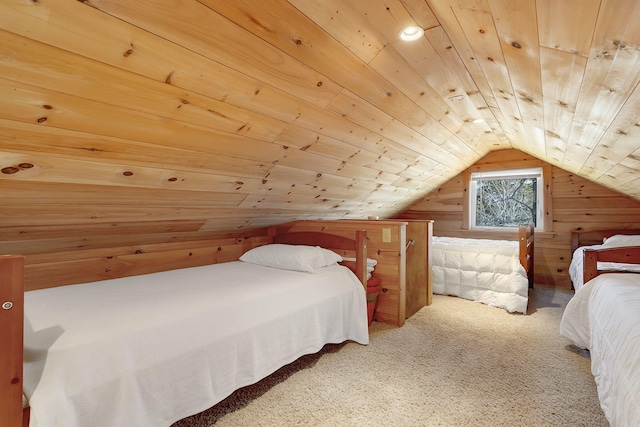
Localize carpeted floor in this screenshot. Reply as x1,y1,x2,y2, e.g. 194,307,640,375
174,285,609,426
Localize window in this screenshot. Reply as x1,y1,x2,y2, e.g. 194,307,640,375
469,167,544,230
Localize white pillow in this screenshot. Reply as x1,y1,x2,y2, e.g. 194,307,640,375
239,244,342,273
341,257,377,273
340,257,377,280
602,234,640,247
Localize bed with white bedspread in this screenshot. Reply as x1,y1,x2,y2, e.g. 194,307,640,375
431,224,533,314
1,229,370,427
560,245,640,427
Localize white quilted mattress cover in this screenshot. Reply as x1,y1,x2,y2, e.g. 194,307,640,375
432,236,529,313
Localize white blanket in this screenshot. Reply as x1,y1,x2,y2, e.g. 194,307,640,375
432,236,528,313
23,262,368,427
560,273,640,426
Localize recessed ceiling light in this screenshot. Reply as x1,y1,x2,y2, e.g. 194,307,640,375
473,118,486,123
398,26,424,42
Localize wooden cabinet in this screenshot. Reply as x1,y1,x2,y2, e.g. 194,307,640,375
401,220,433,319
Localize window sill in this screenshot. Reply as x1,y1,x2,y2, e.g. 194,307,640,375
457,229,555,240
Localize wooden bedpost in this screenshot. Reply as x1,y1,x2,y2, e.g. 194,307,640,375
355,229,367,289
266,226,277,243
0,255,25,427
583,249,599,284
519,223,535,288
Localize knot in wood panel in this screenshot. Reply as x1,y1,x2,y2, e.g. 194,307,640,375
2,167,19,175
2,163,33,174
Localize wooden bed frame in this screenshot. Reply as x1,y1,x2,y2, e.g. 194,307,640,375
570,228,640,254
0,229,367,427
0,255,26,427
571,228,640,284
518,223,535,288
583,246,640,283
268,228,368,290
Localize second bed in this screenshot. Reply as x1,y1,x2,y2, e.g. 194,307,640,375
431,224,534,313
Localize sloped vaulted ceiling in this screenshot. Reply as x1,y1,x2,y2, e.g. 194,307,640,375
1,0,640,238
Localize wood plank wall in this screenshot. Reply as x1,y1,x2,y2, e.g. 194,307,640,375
20,234,266,292
396,149,640,288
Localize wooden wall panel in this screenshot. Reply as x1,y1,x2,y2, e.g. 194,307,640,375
0,30,287,143
2,0,473,250
396,149,640,288
561,0,640,173
21,235,266,291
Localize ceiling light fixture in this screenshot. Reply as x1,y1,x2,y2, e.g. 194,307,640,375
398,26,424,42
473,118,486,123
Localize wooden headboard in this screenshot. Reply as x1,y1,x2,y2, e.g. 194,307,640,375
571,229,640,253
267,228,368,289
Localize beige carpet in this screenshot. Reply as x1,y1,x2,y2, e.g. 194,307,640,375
174,286,608,426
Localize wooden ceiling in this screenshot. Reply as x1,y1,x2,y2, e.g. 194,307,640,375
2,0,640,247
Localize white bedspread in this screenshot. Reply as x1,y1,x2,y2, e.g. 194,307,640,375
23,262,368,427
560,273,640,426
432,236,528,313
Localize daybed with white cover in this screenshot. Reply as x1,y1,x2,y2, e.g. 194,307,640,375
560,241,640,427
431,223,534,314
0,229,370,427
